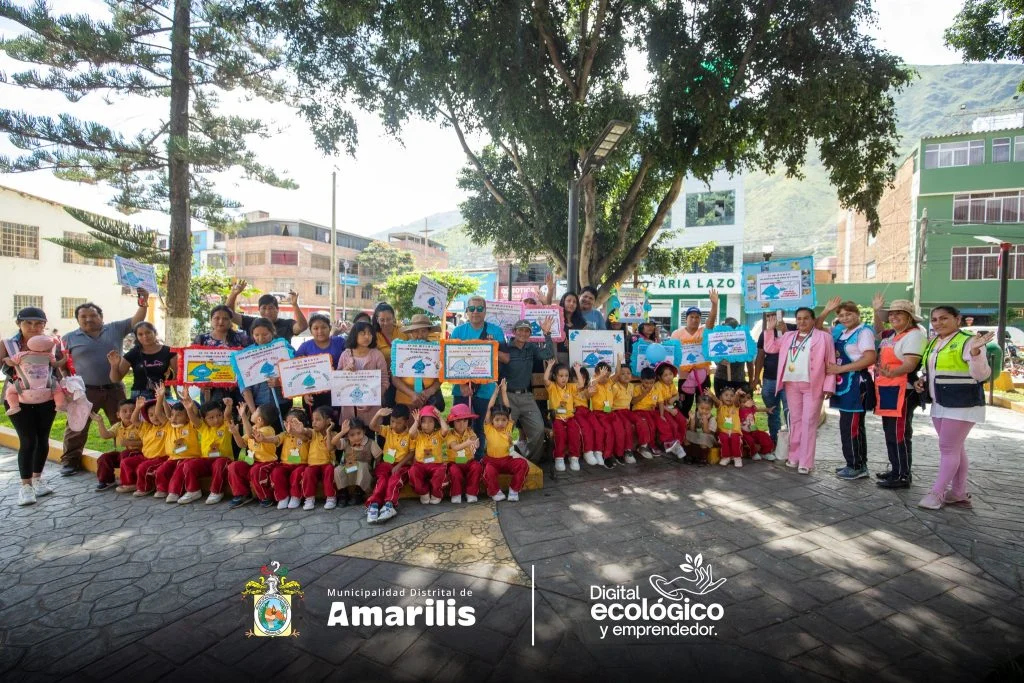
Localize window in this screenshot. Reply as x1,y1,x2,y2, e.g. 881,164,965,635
120,286,134,296
158,237,168,250
315,281,329,296
952,191,1022,224
685,190,736,227
924,140,985,168
61,232,113,266
270,250,298,266
61,297,87,319
245,251,265,266
1016,136,1024,161
1,221,40,259
311,254,331,270
993,137,1011,163
275,279,294,292
13,294,43,314
345,286,356,299
206,253,226,269
213,231,226,242
867,231,877,246
361,285,374,300
692,246,735,273
865,261,877,279
951,245,1024,280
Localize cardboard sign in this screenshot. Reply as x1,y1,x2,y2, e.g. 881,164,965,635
677,342,707,368
439,340,499,383
230,339,294,390
278,353,333,398
412,275,448,316
703,325,757,363
567,330,626,369
743,256,816,313
485,300,524,341
631,339,683,375
331,369,382,407
114,255,159,293
523,305,565,342
615,287,647,324
175,346,238,387
391,340,441,379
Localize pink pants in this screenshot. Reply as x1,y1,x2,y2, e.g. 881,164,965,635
552,418,583,460
620,411,654,448
271,464,308,501
783,381,824,469
448,460,483,497
366,462,408,507
409,462,447,498
483,456,529,496
742,430,775,454
930,417,975,497
181,457,230,494
302,463,337,499
134,456,168,493
719,432,742,459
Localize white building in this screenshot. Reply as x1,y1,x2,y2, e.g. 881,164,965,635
645,170,746,330
0,185,161,338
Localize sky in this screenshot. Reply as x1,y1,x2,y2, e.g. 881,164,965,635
0,0,980,237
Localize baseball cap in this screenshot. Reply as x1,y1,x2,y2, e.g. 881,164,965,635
684,306,701,317
16,306,47,323
512,319,533,331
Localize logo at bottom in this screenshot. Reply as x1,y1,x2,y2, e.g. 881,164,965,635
241,560,304,638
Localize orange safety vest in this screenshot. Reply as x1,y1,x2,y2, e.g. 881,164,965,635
874,329,914,418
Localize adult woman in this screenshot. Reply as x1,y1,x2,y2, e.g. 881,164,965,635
556,292,587,361
297,314,347,415
825,301,877,480
338,320,391,425
915,307,993,510
394,314,446,413
872,297,925,489
634,321,659,344
670,290,719,418
108,322,176,400
372,303,405,407
241,318,292,429
764,308,836,474
2,307,62,505
193,305,250,348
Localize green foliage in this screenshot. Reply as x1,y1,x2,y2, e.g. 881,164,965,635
858,305,875,327
946,0,1024,90
357,240,416,286
379,272,482,321
45,207,169,264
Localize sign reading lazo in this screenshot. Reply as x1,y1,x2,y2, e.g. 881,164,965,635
647,273,741,295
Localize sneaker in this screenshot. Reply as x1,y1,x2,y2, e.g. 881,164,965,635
583,451,597,466
797,467,810,475
154,491,168,499
339,493,352,507
18,484,36,506
554,459,566,472
785,460,798,468
670,442,686,459
95,481,115,492
876,470,893,480
917,492,944,510
603,458,616,470
944,492,973,508
133,489,152,497
276,499,289,510
259,499,273,508
507,489,520,502
60,464,81,477
836,466,857,480
115,484,136,493
594,451,603,461
287,496,300,509
303,497,315,511
420,493,431,504
751,453,762,461
324,497,337,510
32,479,53,497
228,495,252,509
378,502,397,522
178,490,202,504
166,493,180,504
491,490,506,502
466,495,478,503
624,454,637,465
638,447,654,460
835,465,846,473
205,493,223,505
353,491,366,506
851,468,869,480
569,457,581,471
367,503,380,523
429,495,442,504
451,495,462,504
719,457,731,467
733,458,743,468
763,453,776,462
877,477,910,489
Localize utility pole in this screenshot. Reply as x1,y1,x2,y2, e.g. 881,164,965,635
342,259,350,321
422,218,431,259
997,241,1010,357
330,170,338,322
912,209,928,319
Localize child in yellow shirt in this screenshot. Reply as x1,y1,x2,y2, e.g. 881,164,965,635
483,380,529,501
300,406,339,510
132,390,172,497
544,359,584,472
366,405,413,522
625,367,660,459
177,396,235,505
445,402,483,504
407,405,449,504
228,402,280,509
155,391,203,502
610,360,639,464
713,386,744,468
272,408,312,510
92,399,142,492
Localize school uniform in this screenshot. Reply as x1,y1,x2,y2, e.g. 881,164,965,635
301,430,338,500
659,384,689,442
334,437,380,494
482,423,529,497
131,422,171,492
609,381,638,454
270,433,311,502
445,430,483,498
182,423,235,495
227,426,278,499
366,426,413,508
407,431,447,498
623,384,659,448
739,406,774,454
716,405,743,460
571,389,607,457
642,382,685,447
156,422,202,495
547,383,582,460
96,421,142,485
590,381,624,459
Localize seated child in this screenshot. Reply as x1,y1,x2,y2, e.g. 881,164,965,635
92,399,142,492
366,405,413,522
178,397,235,505
713,387,743,468
445,402,483,503
300,406,339,510
589,361,626,467
227,402,280,509
610,360,639,464
655,362,689,460
571,364,607,467
406,406,449,504
153,389,203,501
626,367,661,460
684,395,717,464
3,334,66,414
132,393,173,496
272,409,312,510
544,359,584,472
736,389,775,461
332,417,380,506
483,380,529,502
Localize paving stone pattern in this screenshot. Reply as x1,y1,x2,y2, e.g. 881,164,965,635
1,405,1022,682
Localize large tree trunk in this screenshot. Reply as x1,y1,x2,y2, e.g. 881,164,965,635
165,0,192,346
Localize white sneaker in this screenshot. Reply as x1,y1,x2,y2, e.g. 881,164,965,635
276,499,289,510
367,505,379,523
508,490,520,502
133,489,152,497
569,457,581,471
752,453,763,461
720,457,731,466
583,451,596,466
451,495,462,504
670,442,686,459
324,497,337,510
177,490,202,504
624,454,637,464
378,502,397,521
287,496,300,509
466,494,478,503
166,493,180,504
554,459,566,472
31,478,53,497
638,447,654,460
429,495,442,504
420,494,431,504
303,497,315,511
153,491,167,499
116,485,136,494
763,453,776,462
205,492,223,505
594,451,603,461
733,458,743,468
18,484,36,506
491,490,506,502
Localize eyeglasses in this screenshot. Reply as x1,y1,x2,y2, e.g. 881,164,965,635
466,306,486,313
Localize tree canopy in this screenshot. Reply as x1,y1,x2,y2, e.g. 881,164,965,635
274,0,912,300
946,0,1024,91
379,271,482,321
357,240,416,286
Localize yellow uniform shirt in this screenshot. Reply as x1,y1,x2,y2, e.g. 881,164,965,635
138,422,169,459
379,425,413,465
280,433,310,465
198,423,233,459
573,386,589,410
248,425,279,463
484,423,514,459
611,382,633,411
632,383,660,412
717,405,742,435
547,383,576,420
414,431,445,464
445,431,476,464
167,422,202,460
591,382,615,414
307,431,335,466
110,421,142,450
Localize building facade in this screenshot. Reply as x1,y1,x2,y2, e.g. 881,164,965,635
387,232,449,270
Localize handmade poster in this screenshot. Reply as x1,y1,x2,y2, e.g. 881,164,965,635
485,300,524,340
677,342,707,368
277,354,333,398
114,255,159,293
230,338,294,390
742,256,816,313
631,339,683,375
703,325,757,363
412,275,448,316
616,287,648,324
391,340,441,379
175,346,238,387
331,370,382,407
438,340,499,383
523,305,565,342
567,330,625,369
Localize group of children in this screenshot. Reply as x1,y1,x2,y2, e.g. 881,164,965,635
543,357,777,470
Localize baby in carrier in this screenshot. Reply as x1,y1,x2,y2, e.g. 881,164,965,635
3,335,66,414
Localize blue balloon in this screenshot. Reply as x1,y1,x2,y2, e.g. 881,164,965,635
645,343,668,364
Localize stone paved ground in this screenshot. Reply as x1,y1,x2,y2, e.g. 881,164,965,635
1,404,1022,682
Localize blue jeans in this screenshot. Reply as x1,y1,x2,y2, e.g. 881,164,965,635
761,379,789,444
453,395,490,460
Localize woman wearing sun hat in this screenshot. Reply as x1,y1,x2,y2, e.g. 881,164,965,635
393,314,445,413
872,296,926,490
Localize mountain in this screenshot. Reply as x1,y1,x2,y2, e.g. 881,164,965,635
372,210,464,241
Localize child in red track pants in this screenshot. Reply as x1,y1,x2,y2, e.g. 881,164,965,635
588,361,627,464
226,403,282,508
545,360,584,471
91,401,142,492
299,406,339,510
270,409,312,510
738,390,775,461
129,397,170,496
366,405,414,522
483,385,529,501
715,387,744,468
408,405,449,503
445,402,484,502
175,397,237,506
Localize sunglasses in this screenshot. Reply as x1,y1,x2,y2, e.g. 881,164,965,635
466,306,486,313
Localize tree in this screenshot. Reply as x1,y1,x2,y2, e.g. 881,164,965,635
357,240,416,289
0,0,296,344
946,0,1024,90
49,208,170,264
274,0,912,303
174,267,259,337
379,271,482,321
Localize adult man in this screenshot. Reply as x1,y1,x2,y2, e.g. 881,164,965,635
713,317,754,396
670,289,719,416
449,296,510,458
504,317,555,462
753,321,797,445
225,280,308,342
60,290,149,475
579,286,606,330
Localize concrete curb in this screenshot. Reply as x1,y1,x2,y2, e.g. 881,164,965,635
0,426,101,472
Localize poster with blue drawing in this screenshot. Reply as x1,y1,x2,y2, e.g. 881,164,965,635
412,275,448,316
632,339,683,374
114,255,159,293
331,370,382,407
278,353,333,398
615,287,648,324
702,325,757,363
568,330,625,369
523,305,564,342
678,343,707,368
438,340,499,383
230,338,294,390
742,256,815,313
391,340,441,385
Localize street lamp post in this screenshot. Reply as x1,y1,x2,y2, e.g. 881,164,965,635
975,236,1011,356
330,170,338,322
567,120,631,293
341,259,350,321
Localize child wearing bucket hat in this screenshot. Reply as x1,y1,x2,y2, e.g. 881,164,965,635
445,402,484,503
408,405,449,504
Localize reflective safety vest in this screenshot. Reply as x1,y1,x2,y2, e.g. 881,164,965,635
922,330,986,409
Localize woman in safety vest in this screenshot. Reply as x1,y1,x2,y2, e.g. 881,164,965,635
825,301,877,480
670,289,719,419
914,306,994,510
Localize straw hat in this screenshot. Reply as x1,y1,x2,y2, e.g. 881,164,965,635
885,299,920,322
401,314,440,333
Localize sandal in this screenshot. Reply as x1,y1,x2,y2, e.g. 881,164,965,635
944,492,973,509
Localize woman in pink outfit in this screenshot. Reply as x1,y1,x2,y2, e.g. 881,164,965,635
337,321,391,425
763,308,836,474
